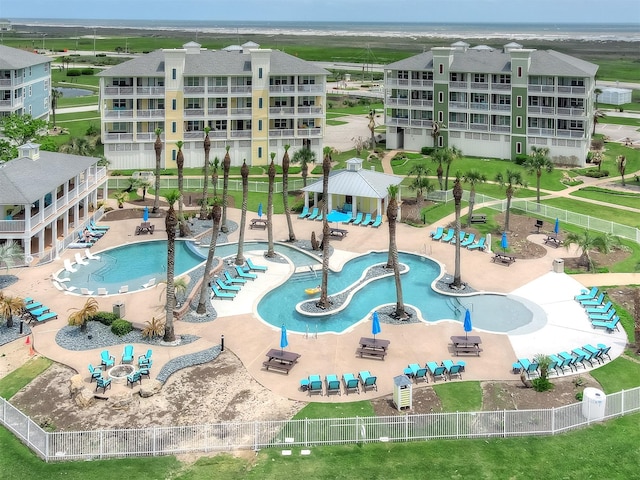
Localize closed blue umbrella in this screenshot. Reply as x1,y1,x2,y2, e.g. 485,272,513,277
258,203,263,218
326,210,352,224
554,218,560,235
372,311,381,340
463,309,473,340
280,324,288,354
143,206,149,222
501,232,508,252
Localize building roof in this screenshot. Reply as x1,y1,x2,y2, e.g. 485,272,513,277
98,45,329,78
0,150,99,204
0,45,51,70
302,159,403,199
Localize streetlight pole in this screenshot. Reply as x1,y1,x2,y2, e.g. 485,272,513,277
93,28,96,57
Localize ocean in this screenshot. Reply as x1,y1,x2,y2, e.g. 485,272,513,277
10,19,640,42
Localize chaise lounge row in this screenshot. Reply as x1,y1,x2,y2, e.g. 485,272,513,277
298,208,383,228
23,297,58,323
430,227,487,251
300,371,378,396
404,360,466,383
212,259,268,300
515,343,611,378
574,287,621,332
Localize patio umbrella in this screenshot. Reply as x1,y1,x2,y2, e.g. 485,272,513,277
501,232,508,253
554,218,560,235
143,206,149,222
326,210,352,224
280,324,288,354
257,203,263,218
463,309,473,340
372,311,381,341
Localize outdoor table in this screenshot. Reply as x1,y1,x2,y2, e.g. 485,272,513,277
544,235,562,248
359,337,390,351
250,218,267,229
265,348,300,365
329,228,348,238
450,335,483,356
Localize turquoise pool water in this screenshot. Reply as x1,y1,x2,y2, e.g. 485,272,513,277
200,241,321,269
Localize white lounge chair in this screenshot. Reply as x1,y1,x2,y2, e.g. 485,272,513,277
119,285,129,294
75,253,89,266
80,288,94,296
63,259,77,273
85,249,101,261
142,278,156,289
61,283,77,293
52,281,64,291
97,287,108,296
52,272,70,283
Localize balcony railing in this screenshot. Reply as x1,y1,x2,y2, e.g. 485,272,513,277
230,130,251,138
448,121,467,129
450,81,468,89
490,103,511,111
470,82,489,90
208,86,229,93
230,107,252,115
470,102,489,111
410,119,433,128
410,99,433,108
491,83,511,90
184,131,203,139
410,79,433,88
387,98,409,106
557,129,585,138
230,86,252,94
528,106,555,115
298,127,322,137
184,86,205,94
211,130,227,138
557,86,586,95
386,79,409,87
104,109,134,119
557,107,585,116
297,106,323,115
469,123,489,132
491,125,511,133
528,85,555,93
450,101,468,110
104,86,134,96
104,133,134,141
207,107,227,116
269,85,296,94
269,129,295,137
297,85,324,93
136,109,164,119
527,127,555,136
386,117,409,126
184,108,205,116
136,86,165,96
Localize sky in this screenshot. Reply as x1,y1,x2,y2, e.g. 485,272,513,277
1,0,639,24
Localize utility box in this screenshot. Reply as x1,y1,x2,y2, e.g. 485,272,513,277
582,387,606,421
393,375,413,411
553,258,564,273
113,302,125,318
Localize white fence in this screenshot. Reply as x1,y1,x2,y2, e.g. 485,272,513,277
1,387,638,462
107,177,309,195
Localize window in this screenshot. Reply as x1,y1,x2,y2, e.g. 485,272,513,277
172,149,176,161
516,116,522,128
438,111,444,122
186,98,201,109
172,122,176,133
517,66,523,77
517,96,522,108
473,73,486,83
29,85,32,96
44,79,49,90
274,119,288,129
185,77,201,86
258,68,263,79
516,142,522,154
258,119,262,131
259,98,263,108
215,98,227,108
214,120,227,130
438,91,444,103
172,99,177,110
113,99,127,109
28,105,32,114
437,136,444,147
186,121,201,131
172,69,177,80
44,98,48,109
493,74,511,84
439,64,443,74
397,71,408,79
258,147,262,158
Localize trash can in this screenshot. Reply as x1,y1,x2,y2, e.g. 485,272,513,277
582,387,606,421
113,302,125,318
553,258,564,273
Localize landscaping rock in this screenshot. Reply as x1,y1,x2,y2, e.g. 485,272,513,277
74,387,95,408
140,379,163,398
110,391,134,409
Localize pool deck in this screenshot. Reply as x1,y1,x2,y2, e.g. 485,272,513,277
7,208,628,402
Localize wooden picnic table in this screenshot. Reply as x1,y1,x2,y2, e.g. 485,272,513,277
135,222,155,235
544,234,562,248
262,348,301,374
492,253,516,266
450,335,483,356
329,227,348,238
356,337,390,360
250,218,267,229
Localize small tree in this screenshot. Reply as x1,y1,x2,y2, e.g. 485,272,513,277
292,147,316,187
495,169,526,232
531,354,554,392
0,240,24,270
0,292,25,328
524,146,554,206
617,155,627,186
68,297,99,333
564,230,620,272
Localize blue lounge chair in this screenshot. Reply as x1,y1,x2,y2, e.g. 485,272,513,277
90,220,110,231
572,347,595,368
443,360,463,380
235,265,257,280
585,301,612,314
88,364,102,382
589,309,616,322
298,206,309,219
579,292,605,307
450,231,466,244
307,208,319,220
468,236,487,251
427,361,447,382
430,226,444,240
358,371,378,391
407,363,428,383
371,215,383,228
216,278,241,292
440,229,455,243
360,213,372,226
122,345,134,364
36,311,57,322
246,257,268,272
597,344,612,361
100,350,115,368
575,286,598,301
316,211,324,221
29,306,49,317
592,315,620,333
325,374,341,396
342,373,360,394
308,374,323,396
95,376,111,393
25,302,43,311
352,212,364,226
546,357,559,376
342,214,356,225
581,344,603,364
460,233,476,248
138,349,152,367
211,285,236,299
224,271,246,284
549,354,571,375
557,351,580,372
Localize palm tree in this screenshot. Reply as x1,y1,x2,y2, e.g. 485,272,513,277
51,88,62,127
594,87,602,110
266,153,276,258
235,160,249,266
407,163,434,222
292,147,316,187
68,297,99,333
175,141,190,237
152,128,162,213
317,148,331,310
617,155,627,186
0,240,24,270
524,146,553,205
221,145,231,233
386,184,407,319
163,190,181,342
196,197,222,314
495,169,526,232
432,149,445,190
59,136,98,156
199,127,211,220
210,156,220,200
452,176,463,289
592,109,606,135
367,109,376,147
282,145,296,242
462,169,487,227
0,292,25,328
564,230,619,272
441,146,461,191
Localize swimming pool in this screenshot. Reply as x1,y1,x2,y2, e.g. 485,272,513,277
257,251,543,335
58,240,204,293
199,241,321,269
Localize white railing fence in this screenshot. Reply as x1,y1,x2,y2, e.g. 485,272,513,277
107,178,308,194
1,387,638,462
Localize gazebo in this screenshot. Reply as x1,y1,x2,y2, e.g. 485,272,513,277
301,158,403,218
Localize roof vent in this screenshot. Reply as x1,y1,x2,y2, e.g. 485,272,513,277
18,142,40,160
346,158,363,171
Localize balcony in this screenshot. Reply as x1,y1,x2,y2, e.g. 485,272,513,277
470,82,489,90
557,86,586,95
184,131,203,139
184,86,205,94
0,98,23,108
410,119,433,128
297,85,323,93
269,106,295,116
297,127,322,137
269,85,296,94
208,86,229,94
104,109,134,119
410,99,433,108
448,121,467,130
269,129,295,137
230,86,252,94
490,103,511,111
528,106,555,115
527,127,555,137
450,101,468,110
557,129,585,138
230,107,252,116
387,97,409,106
208,107,228,116
136,132,160,141
470,103,489,111
491,125,511,133
230,130,251,138
449,81,468,89
386,78,409,87
136,109,165,119
184,108,205,117
528,85,555,93
297,106,323,115
104,86,134,96
410,79,433,88
386,117,409,127
104,133,134,142
210,130,227,138
491,83,511,91
557,107,585,116
136,86,165,96
469,123,489,132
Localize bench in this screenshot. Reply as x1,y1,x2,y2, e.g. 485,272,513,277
262,359,295,374
329,228,348,238
470,214,486,224
249,219,267,229
492,253,515,266
453,345,484,356
544,235,562,248
356,348,388,360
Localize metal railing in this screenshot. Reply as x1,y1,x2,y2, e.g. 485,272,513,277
1,387,637,462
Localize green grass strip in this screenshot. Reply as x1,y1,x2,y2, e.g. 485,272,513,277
432,381,482,412
0,357,52,400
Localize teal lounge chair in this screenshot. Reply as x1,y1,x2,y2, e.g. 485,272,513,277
597,344,612,361
88,364,102,382
224,271,246,284
589,309,616,322
371,215,383,228
122,345,134,364
572,347,595,368
586,301,612,314
100,350,115,368
316,211,324,221
360,213,372,226
342,373,360,394
460,233,475,248
325,374,341,396
29,306,49,317
592,315,620,333
216,278,241,292
549,354,571,375
212,285,236,299
352,212,364,226
575,286,598,301
580,292,605,307
450,231,466,244
407,363,428,383
308,374,323,396
467,237,486,251
36,311,57,322
90,219,110,231
443,361,463,380
342,214,356,225
307,208,319,220
235,265,257,280
298,206,309,219
440,229,455,243
427,362,447,382
358,370,378,391
430,226,444,240
95,376,111,393
246,258,268,272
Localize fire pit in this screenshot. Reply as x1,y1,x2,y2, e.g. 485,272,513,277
109,364,134,383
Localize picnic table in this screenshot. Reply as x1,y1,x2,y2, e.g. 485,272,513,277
329,227,348,238
492,253,516,266
356,337,390,360
470,214,486,224
544,234,562,248
262,348,301,374
450,335,483,356
250,218,267,229
135,222,155,235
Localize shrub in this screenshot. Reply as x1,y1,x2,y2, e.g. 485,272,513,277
86,124,100,136
584,169,609,178
111,319,133,336
91,311,118,326
81,68,95,75
575,392,584,401
142,317,165,339
421,146,435,156
532,377,554,392
66,69,81,77
514,154,528,165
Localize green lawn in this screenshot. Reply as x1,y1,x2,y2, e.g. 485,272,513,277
599,115,640,127
292,401,375,420
56,94,99,108
589,357,640,393
541,197,640,229
432,382,483,412
326,119,348,126
570,186,640,210
0,357,51,399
